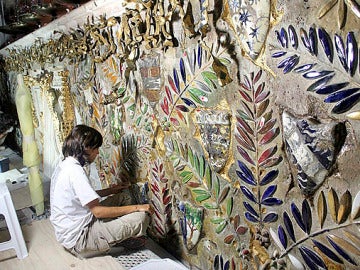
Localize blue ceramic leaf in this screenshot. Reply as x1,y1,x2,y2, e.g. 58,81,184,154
224,261,230,270
260,170,279,186
182,97,197,108
291,202,306,232
288,25,298,49
283,211,296,242
197,45,202,68
263,212,278,223
241,186,257,203
312,239,343,264
327,236,357,265
334,34,348,72
303,70,334,79
302,199,312,234
300,28,311,53
324,88,360,103
280,27,288,48
307,74,334,92
213,254,223,270
243,201,259,217
261,185,277,201
308,26,318,56
299,246,327,269
332,92,360,114
261,197,283,206
272,51,287,58
277,55,295,68
293,63,316,73
316,82,349,94
275,29,286,48
318,27,334,63
283,55,300,73
245,211,259,222
346,32,358,76
237,160,256,185
179,58,186,83
236,166,257,185
278,225,288,249
173,68,180,90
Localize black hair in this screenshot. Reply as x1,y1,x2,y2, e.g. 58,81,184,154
62,125,103,166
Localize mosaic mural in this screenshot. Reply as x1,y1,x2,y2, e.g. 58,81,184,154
2,0,360,269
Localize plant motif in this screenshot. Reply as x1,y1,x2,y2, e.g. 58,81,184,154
236,69,283,226
272,25,360,116
270,188,360,269
160,44,231,128
149,159,174,238
166,138,233,233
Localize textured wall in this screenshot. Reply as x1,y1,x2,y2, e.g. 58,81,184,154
2,0,360,269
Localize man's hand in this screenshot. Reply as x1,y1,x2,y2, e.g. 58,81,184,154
136,204,154,214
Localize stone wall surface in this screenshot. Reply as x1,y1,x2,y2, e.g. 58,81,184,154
1,0,360,269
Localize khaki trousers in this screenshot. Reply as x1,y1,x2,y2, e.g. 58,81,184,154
68,190,150,258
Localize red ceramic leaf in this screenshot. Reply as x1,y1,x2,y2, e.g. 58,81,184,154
259,127,280,145
236,116,254,135
259,156,282,168
163,195,171,205
176,110,187,124
255,87,269,103
188,182,201,188
238,89,253,102
237,145,255,165
165,85,173,103
170,117,180,126
240,100,255,120
235,134,255,152
236,226,248,235
258,146,278,164
175,104,190,112
255,82,265,100
161,97,169,115
253,69,263,84
168,74,179,94
224,234,235,244
218,186,230,204
258,118,276,134
240,82,251,92
236,125,256,151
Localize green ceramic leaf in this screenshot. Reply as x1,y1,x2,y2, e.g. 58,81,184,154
227,197,233,217
180,171,193,183
196,194,211,202
214,176,220,198
188,148,194,165
205,165,212,190
210,217,224,224
216,221,227,233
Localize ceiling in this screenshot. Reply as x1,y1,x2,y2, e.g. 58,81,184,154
0,0,91,48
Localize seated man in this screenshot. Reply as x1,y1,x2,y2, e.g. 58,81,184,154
50,125,152,258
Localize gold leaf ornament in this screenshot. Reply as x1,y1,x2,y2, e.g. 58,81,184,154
328,188,339,223
317,190,327,228
318,0,338,19
337,190,352,224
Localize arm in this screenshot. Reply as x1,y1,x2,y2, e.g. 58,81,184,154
96,183,130,197
86,199,152,219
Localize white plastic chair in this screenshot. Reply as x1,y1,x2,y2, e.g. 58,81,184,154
0,182,28,259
